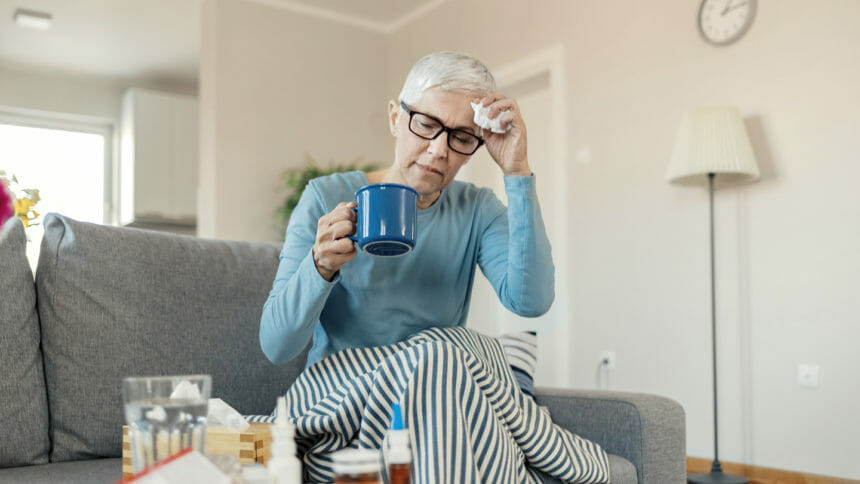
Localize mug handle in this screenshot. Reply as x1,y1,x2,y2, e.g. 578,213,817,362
347,205,359,242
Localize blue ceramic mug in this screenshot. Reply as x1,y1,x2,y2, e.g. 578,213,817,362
348,183,418,257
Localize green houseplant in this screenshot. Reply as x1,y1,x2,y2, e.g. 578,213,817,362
276,154,377,237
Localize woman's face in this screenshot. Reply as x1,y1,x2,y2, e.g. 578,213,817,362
387,88,479,207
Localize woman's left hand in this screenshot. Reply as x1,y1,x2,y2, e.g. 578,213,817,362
476,93,531,177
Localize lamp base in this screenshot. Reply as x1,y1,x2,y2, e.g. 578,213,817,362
688,471,749,484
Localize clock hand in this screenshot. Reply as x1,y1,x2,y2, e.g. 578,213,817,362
722,0,734,15
723,0,748,15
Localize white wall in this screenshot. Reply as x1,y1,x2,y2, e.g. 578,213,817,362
0,64,123,123
0,63,195,122
202,0,860,478
198,0,391,241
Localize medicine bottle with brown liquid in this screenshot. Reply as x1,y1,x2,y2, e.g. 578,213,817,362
386,403,411,484
332,448,382,484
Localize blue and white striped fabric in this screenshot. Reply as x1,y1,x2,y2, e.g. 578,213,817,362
248,327,610,483
499,331,538,398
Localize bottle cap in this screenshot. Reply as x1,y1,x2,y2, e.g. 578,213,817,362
276,397,288,426
390,402,404,430
271,396,296,457
387,402,411,464
332,448,380,475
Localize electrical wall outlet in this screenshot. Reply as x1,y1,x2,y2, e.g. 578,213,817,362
599,350,616,370
797,364,820,388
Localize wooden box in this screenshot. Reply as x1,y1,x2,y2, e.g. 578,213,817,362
121,423,272,480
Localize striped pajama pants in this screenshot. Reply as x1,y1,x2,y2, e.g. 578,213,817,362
248,327,610,483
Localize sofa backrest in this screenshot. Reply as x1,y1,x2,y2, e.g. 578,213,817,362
0,218,50,468
35,213,307,462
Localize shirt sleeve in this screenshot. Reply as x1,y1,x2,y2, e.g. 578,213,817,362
259,181,339,365
476,175,555,317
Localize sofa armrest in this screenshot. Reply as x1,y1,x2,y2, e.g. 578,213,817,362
534,387,686,484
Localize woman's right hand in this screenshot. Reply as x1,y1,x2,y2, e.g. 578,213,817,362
312,201,358,281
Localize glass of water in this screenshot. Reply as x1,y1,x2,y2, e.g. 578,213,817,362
122,375,212,473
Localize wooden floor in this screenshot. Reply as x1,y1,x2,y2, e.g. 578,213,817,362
687,457,860,484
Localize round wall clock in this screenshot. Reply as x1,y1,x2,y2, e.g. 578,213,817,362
698,0,757,46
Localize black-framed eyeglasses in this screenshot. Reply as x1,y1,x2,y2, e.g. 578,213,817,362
400,101,484,156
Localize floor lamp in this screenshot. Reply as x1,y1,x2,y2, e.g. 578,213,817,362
666,107,759,484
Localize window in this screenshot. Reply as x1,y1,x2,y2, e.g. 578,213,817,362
0,110,114,269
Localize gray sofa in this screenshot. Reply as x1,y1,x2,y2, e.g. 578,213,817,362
0,214,686,483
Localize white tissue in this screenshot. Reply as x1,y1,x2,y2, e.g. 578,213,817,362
207,398,250,430
169,379,202,400
163,380,249,430
471,102,511,134
145,405,167,422
143,379,203,423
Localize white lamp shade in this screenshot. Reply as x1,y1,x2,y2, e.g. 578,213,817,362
666,107,760,185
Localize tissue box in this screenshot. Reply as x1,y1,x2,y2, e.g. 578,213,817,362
121,423,272,480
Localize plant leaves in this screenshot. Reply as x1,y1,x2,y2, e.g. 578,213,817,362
275,153,378,239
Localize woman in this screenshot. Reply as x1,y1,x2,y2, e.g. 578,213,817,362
256,52,609,484
260,51,554,367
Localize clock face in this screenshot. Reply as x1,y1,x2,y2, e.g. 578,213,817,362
698,0,756,45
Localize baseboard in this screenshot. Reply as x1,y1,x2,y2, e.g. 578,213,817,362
687,457,859,484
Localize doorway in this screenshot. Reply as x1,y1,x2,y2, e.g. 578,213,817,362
456,45,570,387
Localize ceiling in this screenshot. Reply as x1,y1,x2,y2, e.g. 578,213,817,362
0,0,440,88
271,0,441,30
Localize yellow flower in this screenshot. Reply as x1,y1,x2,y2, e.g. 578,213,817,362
13,198,38,227
1,173,41,228
14,197,34,214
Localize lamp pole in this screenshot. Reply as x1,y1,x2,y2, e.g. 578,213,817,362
688,173,748,484
709,172,721,473
667,107,760,483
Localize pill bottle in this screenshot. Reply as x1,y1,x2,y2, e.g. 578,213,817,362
386,403,411,484
332,448,381,484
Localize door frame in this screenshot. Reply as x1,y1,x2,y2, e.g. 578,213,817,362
492,44,572,387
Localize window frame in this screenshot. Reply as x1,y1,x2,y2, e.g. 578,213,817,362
0,107,117,225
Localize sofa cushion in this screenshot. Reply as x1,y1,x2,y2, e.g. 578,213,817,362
36,213,307,462
539,454,636,483
0,217,50,467
0,457,122,483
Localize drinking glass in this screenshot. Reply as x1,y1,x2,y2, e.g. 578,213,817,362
122,374,211,473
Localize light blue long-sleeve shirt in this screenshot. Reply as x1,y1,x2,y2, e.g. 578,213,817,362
259,171,554,367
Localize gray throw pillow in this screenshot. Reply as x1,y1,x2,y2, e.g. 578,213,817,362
0,217,50,467
36,213,306,462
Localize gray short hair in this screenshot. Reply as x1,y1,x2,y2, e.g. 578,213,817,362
398,51,497,106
